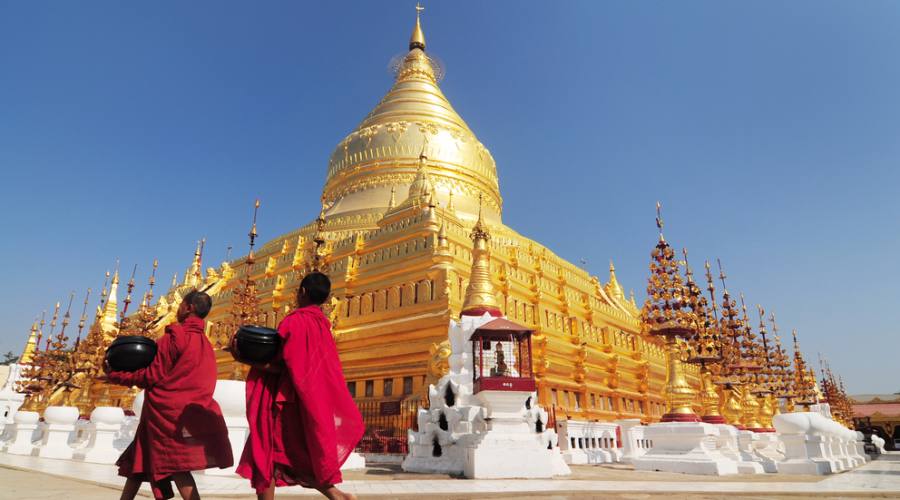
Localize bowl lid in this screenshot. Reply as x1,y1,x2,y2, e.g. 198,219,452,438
110,335,157,347
237,325,280,344
238,325,278,335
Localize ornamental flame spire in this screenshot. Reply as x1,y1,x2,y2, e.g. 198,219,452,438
791,329,817,408
231,199,262,328
641,203,695,334
461,194,502,317
641,202,700,422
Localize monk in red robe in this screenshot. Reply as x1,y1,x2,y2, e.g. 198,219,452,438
235,272,364,500
105,290,233,500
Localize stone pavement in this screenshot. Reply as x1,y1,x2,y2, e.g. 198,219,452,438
0,452,899,498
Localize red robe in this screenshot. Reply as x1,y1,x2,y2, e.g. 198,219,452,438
236,305,364,493
108,316,233,498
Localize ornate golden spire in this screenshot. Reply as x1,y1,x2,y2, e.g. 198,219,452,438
185,239,205,287
437,219,448,250
20,321,39,365
232,199,262,328
102,261,120,330
641,203,700,422
410,2,426,51
395,149,435,212
605,260,625,301
461,194,501,317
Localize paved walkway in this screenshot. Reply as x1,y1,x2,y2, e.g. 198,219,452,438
0,452,898,498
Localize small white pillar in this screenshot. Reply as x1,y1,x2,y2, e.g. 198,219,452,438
4,410,41,455
80,406,126,464
37,406,79,459
615,418,644,463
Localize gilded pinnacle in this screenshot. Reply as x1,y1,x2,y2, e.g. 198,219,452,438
410,2,426,51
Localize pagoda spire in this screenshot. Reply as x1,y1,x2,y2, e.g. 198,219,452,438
605,260,625,301
102,261,120,330
461,194,502,317
409,2,426,51
185,239,205,287
20,321,39,365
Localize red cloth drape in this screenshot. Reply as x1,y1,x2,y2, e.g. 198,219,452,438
236,305,364,493
107,316,233,499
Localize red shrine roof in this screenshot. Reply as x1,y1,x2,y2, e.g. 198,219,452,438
853,403,900,418
469,317,533,340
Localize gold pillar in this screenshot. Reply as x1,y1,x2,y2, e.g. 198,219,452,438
741,391,763,430
757,393,776,431
699,364,725,423
721,385,744,427
661,336,700,422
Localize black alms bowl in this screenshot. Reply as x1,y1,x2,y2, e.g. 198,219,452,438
234,325,280,364
106,335,157,372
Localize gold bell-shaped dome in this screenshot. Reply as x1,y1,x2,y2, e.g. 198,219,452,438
322,6,502,229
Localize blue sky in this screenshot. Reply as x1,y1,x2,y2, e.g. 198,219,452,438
1,1,897,393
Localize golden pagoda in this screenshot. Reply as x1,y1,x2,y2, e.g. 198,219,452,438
19,7,686,427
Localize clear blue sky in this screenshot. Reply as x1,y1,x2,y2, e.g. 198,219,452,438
1,1,897,393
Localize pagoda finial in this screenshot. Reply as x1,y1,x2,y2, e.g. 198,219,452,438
46,301,60,351
186,239,205,286
120,264,138,323
20,321,39,365
146,259,159,306
461,192,501,317
388,186,396,209
36,310,46,353
655,201,665,242
103,261,120,330
74,288,91,349
703,260,720,323
606,259,624,301
410,2,426,51
437,219,448,250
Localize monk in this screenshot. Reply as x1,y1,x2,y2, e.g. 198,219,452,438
235,272,364,500
105,290,233,500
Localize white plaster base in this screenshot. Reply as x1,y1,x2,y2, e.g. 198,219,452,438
633,422,738,476
79,407,125,464
3,411,41,455
749,432,781,473
713,425,764,474
777,433,837,475
36,406,79,460
342,452,366,471
464,432,559,479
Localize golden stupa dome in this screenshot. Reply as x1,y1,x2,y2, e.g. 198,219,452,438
322,9,502,227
